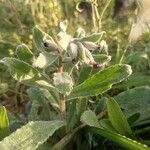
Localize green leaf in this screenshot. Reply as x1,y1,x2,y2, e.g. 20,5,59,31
114,73,150,89
115,86,150,122
27,87,51,120
107,98,132,136
91,127,149,150
33,26,55,52
74,32,105,42
0,83,8,94
2,57,41,83
99,119,117,132
53,72,73,95
80,110,149,150
93,54,111,64
0,106,10,140
77,65,92,84
33,26,45,52
16,44,34,64
68,64,132,99
0,121,63,150
2,58,53,88
80,110,100,127
67,101,77,131
33,52,59,69
42,89,59,109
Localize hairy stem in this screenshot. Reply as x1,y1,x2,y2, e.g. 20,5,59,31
58,49,66,121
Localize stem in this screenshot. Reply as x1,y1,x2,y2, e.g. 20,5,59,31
99,0,112,31
60,93,66,120
58,47,66,121
52,110,106,149
91,3,97,32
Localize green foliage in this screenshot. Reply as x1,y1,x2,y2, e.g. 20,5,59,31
91,127,149,150
0,106,10,140
81,109,149,150
0,3,150,148
68,64,132,99
107,98,132,136
2,57,54,89
27,87,51,121
53,72,73,95
0,121,63,150
115,86,150,122
16,44,34,64
80,110,100,127
0,83,8,94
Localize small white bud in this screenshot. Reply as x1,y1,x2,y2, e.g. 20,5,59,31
68,42,78,61
43,39,59,51
82,41,100,51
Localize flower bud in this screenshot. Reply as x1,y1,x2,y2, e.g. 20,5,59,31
43,39,59,52
82,41,100,51
77,42,87,63
68,42,78,61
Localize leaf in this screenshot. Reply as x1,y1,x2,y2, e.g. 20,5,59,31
107,98,132,136
2,57,41,83
32,26,45,52
42,89,59,109
0,83,8,94
99,119,117,132
0,106,10,140
58,32,72,50
80,110,100,127
68,64,132,99
74,32,105,42
2,58,54,88
77,65,92,84
91,127,149,150
33,26,55,52
114,73,150,89
27,87,51,120
16,44,34,64
33,52,59,69
0,121,63,150
93,54,111,64
67,101,77,131
115,86,150,122
59,20,68,32
53,72,73,95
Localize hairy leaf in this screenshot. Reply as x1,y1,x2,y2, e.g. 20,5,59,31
0,121,63,150
16,44,34,64
53,72,73,95
115,86,150,122
27,87,51,120
2,58,53,88
33,52,59,69
68,64,132,99
80,110,100,127
74,32,105,42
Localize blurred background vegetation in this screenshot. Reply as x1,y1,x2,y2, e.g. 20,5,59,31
0,0,150,114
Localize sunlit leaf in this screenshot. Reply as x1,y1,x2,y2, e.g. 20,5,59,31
53,72,73,95
80,110,100,127
16,44,34,64
68,64,132,99
107,98,132,136
0,121,63,150
0,106,10,140
115,86,150,122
